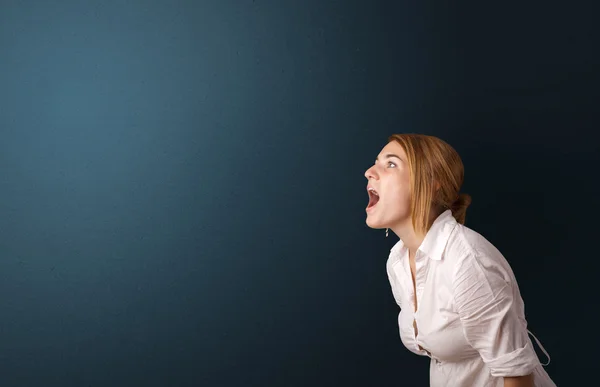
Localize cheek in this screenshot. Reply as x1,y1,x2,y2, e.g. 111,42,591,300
381,173,411,210
396,174,411,202
385,186,411,208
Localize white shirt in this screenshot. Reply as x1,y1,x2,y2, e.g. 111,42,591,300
386,210,556,387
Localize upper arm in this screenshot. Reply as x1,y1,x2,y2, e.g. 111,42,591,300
452,251,539,378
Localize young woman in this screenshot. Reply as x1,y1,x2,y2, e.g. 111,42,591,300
364,134,555,387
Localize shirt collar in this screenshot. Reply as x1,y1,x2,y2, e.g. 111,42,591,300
390,210,458,261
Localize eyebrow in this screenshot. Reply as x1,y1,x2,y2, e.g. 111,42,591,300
376,153,403,162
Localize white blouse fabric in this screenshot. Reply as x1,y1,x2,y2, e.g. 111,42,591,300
386,210,556,387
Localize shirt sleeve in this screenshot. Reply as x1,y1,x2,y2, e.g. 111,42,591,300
452,251,539,377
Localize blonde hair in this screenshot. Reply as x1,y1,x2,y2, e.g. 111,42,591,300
388,133,472,235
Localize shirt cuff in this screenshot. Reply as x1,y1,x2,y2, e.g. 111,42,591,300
487,342,539,377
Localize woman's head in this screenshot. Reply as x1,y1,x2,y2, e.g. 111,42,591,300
364,133,471,237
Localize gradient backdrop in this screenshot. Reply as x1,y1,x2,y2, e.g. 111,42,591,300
1,1,598,386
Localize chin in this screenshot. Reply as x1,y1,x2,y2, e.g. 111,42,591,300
365,216,385,230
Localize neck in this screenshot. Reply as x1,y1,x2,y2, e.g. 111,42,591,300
391,220,425,257
390,210,441,256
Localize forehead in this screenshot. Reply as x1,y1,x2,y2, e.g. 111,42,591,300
377,141,407,159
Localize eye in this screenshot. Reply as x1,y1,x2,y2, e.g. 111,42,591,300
387,161,397,168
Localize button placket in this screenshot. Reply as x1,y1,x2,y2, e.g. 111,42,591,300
413,251,428,311
413,251,426,354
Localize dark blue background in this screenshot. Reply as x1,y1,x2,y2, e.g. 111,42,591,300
1,1,597,386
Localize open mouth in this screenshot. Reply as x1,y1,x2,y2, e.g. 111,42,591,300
366,187,380,210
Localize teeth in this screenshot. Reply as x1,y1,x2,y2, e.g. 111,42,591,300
368,188,379,196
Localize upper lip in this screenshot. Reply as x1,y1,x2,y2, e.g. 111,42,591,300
367,186,379,195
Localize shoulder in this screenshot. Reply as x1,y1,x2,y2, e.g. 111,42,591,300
444,223,516,284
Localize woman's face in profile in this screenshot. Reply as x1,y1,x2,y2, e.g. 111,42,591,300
364,141,411,230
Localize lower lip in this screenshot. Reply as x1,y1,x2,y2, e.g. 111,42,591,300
366,203,378,213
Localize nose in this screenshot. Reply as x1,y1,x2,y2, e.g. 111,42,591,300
364,165,378,180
